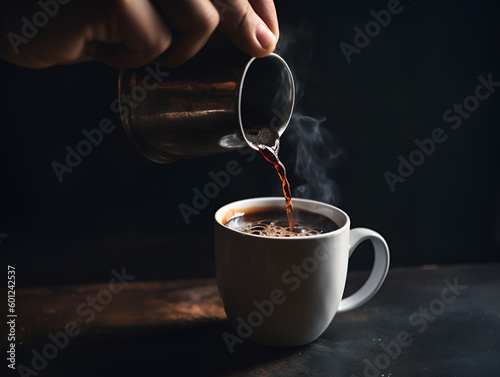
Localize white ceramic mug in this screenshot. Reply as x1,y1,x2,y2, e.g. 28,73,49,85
214,197,390,347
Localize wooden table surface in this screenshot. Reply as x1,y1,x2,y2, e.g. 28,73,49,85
5,263,500,377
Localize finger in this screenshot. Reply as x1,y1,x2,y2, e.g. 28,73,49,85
87,0,172,69
248,0,279,39
0,1,101,68
215,0,278,57
152,0,220,67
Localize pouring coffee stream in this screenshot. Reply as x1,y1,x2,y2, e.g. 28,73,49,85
258,139,295,232
259,138,295,232
243,124,294,231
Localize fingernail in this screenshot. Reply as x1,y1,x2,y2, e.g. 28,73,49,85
256,24,277,50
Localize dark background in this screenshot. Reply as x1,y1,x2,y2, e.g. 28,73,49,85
1,0,499,287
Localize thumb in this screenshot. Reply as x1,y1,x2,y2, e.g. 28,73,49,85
215,0,279,57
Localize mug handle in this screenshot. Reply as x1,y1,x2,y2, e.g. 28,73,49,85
337,228,390,312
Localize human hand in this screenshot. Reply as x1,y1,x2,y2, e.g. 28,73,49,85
0,0,279,69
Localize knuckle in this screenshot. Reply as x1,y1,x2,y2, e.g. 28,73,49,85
198,6,220,34
152,34,172,56
219,1,250,33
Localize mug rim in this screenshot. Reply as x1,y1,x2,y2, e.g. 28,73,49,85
214,197,350,240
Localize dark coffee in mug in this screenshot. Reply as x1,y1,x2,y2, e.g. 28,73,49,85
225,206,339,237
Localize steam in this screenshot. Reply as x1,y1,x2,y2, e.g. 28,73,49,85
275,23,345,205
286,115,343,205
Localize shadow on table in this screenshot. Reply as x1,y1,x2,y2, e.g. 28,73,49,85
16,320,305,377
